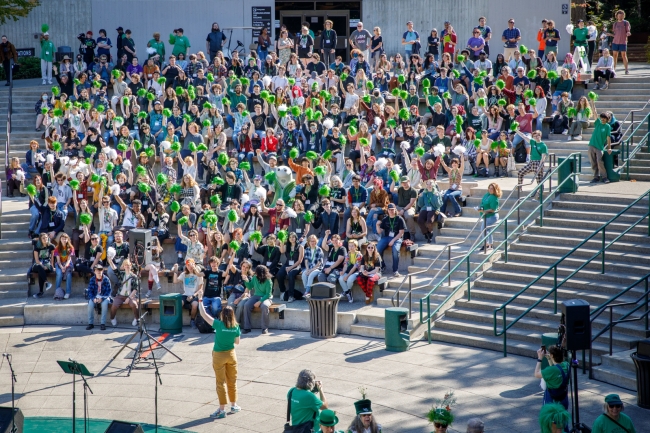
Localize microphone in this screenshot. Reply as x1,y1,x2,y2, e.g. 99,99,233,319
68,358,77,363
2,353,7,358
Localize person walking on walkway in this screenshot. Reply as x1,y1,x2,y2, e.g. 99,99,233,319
198,302,241,419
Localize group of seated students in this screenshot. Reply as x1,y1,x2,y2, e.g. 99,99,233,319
7,14,627,333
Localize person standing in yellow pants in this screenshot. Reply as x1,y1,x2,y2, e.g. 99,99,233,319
198,301,241,419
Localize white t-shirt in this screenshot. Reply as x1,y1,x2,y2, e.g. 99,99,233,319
343,92,359,110
178,272,203,297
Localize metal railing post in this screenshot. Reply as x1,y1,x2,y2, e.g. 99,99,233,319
504,219,508,263
554,266,558,314
447,246,452,286
517,185,521,225
601,228,606,274
646,277,649,332
609,306,613,356
466,256,471,300
503,309,507,357
408,287,412,319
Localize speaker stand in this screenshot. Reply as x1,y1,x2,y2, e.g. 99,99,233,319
3,354,17,433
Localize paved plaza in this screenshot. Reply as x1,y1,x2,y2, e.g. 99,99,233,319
0,326,648,432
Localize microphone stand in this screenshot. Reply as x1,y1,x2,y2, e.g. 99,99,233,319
3,354,17,433
142,318,162,433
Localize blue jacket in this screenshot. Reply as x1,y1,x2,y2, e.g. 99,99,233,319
37,205,65,234
87,275,112,298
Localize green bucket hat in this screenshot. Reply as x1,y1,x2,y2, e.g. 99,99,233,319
354,399,372,415
604,394,623,405
319,409,339,427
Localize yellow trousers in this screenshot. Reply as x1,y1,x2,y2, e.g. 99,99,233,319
212,350,238,405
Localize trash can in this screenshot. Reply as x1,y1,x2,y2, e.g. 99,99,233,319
630,339,650,409
306,283,341,339
602,149,621,182
385,307,409,352
159,293,183,334
541,333,559,370
557,157,579,193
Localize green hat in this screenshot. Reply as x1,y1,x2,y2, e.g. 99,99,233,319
604,394,623,405
354,399,372,415
400,175,410,183
539,403,569,433
429,408,454,427
319,409,339,427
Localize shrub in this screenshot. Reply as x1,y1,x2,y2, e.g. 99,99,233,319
0,57,43,80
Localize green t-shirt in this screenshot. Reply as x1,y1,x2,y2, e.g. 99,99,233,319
405,94,419,108
41,40,55,62
427,94,442,107
211,319,240,352
591,413,636,433
172,35,191,56
288,387,322,429
529,139,548,161
589,120,611,151
244,276,272,301
480,193,499,219
148,39,165,58
541,361,569,389
573,27,589,47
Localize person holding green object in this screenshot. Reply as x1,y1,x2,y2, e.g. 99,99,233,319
515,129,547,199
588,112,612,184
197,302,241,420
477,182,500,252
40,31,55,85
591,394,637,433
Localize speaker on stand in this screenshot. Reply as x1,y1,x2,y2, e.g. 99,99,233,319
128,229,152,267
0,407,24,433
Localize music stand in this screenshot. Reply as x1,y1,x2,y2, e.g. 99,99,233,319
57,359,94,433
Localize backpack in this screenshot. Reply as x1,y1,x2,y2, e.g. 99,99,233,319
552,115,566,134
195,312,215,334
477,167,489,177
547,364,570,401
514,142,527,163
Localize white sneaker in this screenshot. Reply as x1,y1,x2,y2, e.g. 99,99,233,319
111,318,117,326
48,80,52,85
64,293,70,299
576,135,582,141
45,282,52,291
562,129,568,135
567,136,572,141
346,293,353,303
155,283,161,290
146,290,152,298
42,80,46,85
304,293,311,299
132,318,138,327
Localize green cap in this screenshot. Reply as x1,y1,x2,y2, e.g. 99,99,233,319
319,409,339,427
604,394,623,405
354,399,372,415
400,175,410,183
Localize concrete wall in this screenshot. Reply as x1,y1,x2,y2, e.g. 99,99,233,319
364,0,571,59
0,0,274,60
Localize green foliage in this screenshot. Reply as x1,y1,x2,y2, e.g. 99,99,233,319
0,56,41,80
0,1,41,26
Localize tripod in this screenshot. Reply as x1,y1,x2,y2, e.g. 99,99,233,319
2,353,17,433
107,244,181,375
568,349,591,433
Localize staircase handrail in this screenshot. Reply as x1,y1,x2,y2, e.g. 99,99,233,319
419,153,582,342
616,110,650,179
492,189,650,356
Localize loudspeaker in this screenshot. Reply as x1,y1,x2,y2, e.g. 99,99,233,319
310,282,336,298
560,299,591,351
104,420,144,433
0,407,24,433
128,229,152,267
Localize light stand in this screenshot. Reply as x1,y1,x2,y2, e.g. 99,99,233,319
2,353,17,433
141,316,162,433
568,350,591,433
106,244,181,375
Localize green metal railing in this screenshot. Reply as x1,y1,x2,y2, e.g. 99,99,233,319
419,153,582,342
492,189,650,356
617,110,650,180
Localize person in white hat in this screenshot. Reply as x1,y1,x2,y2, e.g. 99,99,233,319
40,30,55,85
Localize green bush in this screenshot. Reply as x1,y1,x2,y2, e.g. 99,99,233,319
0,57,42,80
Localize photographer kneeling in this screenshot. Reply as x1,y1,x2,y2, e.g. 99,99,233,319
286,369,328,432
534,345,570,410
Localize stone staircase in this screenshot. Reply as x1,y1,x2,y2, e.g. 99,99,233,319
591,349,637,391
427,191,650,362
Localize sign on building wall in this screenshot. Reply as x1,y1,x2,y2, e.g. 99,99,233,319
16,48,36,57
252,6,272,38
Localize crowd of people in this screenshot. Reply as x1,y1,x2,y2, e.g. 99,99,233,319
3,10,631,332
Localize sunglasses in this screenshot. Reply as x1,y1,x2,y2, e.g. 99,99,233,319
608,404,622,409
434,423,448,428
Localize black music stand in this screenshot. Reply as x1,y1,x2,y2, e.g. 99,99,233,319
57,360,94,433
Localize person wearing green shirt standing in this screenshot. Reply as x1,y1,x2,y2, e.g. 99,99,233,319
572,20,590,70
515,129,548,199
478,182,501,251
534,345,570,410
591,394,637,433
241,264,272,334
40,32,55,85
171,28,191,57
287,369,328,431
147,32,165,64
588,113,612,183
197,303,241,419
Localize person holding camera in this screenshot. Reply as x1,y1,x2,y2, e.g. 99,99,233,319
78,31,97,70
534,345,570,410
286,369,328,432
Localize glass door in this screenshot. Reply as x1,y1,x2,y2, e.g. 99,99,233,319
280,11,350,62
325,13,350,62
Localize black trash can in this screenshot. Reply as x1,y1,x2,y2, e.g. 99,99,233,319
630,339,650,409
306,283,341,339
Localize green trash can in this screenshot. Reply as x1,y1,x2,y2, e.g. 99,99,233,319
385,307,409,352
541,333,559,370
557,157,579,193
602,149,621,182
159,293,183,334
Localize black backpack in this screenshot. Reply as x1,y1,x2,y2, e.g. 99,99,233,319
477,167,489,177
195,313,215,334
552,115,566,134
514,143,527,163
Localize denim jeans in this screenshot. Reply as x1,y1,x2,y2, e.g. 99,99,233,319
29,205,40,232
482,213,499,245
88,298,110,325
338,272,359,293
21,163,40,180
377,235,402,273
56,265,73,295
301,269,321,294
102,130,116,147
366,207,384,235
203,297,222,317
440,189,462,215
57,202,76,222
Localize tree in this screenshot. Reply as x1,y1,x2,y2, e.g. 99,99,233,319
0,0,40,26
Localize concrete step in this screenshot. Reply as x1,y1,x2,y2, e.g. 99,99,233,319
591,350,638,391
489,261,643,286
0,315,25,327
